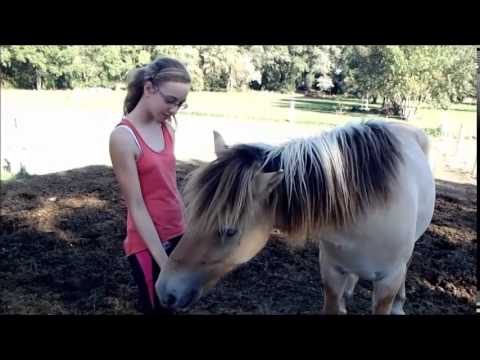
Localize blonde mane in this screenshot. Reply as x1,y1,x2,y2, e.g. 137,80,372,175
183,120,404,241
183,144,267,234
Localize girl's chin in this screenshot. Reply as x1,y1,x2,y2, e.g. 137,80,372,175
156,114,170,123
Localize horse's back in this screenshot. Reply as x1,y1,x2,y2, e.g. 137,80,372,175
385,121,431,156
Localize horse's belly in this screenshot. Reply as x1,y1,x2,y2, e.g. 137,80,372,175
318,191,419,279
319,238,406,281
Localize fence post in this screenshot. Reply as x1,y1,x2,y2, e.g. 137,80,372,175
472,154,477,178
455,123,464,158
287,98,296,123
440,111,449,138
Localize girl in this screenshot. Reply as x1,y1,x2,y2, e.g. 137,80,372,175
109,57,190,314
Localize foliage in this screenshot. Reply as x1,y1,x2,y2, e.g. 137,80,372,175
1,45,475,115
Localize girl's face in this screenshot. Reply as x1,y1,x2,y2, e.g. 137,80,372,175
144,81,190,123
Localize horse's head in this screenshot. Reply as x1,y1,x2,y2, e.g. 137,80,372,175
156,131,283,310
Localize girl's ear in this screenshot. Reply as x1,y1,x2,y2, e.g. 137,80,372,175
144,80,155,96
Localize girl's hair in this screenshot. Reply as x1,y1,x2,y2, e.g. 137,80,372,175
123,57,191,115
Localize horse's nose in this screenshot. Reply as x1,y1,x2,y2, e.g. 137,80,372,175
162,288,199,310
167,294,177,308
157,272,204,310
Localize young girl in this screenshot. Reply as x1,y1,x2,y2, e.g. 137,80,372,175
109,57,191,314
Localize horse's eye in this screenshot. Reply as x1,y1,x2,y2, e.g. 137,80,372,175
225,228,237,237
219,228,237,238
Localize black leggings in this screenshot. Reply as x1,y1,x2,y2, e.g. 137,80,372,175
127,235,182,315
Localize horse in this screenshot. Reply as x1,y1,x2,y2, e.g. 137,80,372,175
156,120,436,314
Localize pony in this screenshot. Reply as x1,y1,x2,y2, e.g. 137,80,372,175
156,120,436,314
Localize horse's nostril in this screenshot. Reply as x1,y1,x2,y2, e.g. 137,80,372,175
167,294,176,307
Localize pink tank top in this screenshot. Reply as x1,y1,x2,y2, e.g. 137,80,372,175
116,118,185,256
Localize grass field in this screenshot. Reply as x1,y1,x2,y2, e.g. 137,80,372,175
2,89,476,135
1,89,476,179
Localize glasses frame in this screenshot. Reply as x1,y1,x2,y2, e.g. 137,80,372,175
154,86,188,111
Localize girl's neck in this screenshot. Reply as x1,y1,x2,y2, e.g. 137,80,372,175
126,106,156,127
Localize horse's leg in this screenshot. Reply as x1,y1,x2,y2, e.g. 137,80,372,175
320,259,349,314
391,257,412,315
391,279,406,315
372,264,406,315
341,274,358,312
344,273,359,298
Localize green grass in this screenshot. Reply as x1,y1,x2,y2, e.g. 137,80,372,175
1,170,16,182
186,92,374,125
0,167,31,182
3,89,476,135
186,92,476,136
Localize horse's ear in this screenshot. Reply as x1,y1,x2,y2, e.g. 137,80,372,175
213,130,228,158
254,170,284,197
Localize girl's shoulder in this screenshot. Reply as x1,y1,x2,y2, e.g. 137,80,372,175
110,125,142,158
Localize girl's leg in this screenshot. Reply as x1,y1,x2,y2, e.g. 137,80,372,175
127,251,158,314
127,235,183,314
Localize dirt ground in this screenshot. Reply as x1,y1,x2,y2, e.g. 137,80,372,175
0,160,477,315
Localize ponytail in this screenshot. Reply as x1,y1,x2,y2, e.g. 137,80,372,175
123,67,147,115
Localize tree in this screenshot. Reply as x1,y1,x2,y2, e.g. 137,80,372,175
385,46,476,119
341,45,476,120
151,46,204,91
342,45,391,109
288,46,336,92
250,46,297,92
1,46,52,89
196,46,257,91
1,45,474,106
443,46,476,103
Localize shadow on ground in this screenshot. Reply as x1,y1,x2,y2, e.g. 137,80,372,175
0,163,476,314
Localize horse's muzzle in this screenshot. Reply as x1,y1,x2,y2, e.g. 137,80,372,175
156,270,205,310
163,287,200,310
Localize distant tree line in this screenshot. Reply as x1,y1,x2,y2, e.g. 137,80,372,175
0,45,476,119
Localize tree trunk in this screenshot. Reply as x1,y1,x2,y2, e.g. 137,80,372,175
227,67,233,91
408,98,416,121
391,99,402,118
362,93,369,111
35,69,42,90
303,71,312,92
399,97,418,121
399,99,407,120
261,72,267,90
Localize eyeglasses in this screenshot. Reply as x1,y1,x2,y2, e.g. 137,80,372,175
155,87,188,110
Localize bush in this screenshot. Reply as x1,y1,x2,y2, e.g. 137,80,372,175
424,127,442,137
249,80,262,90
0,77,15,88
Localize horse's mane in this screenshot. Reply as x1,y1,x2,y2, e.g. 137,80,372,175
183,120,404,241
183,143,270,234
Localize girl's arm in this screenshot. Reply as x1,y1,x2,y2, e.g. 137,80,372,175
109,128,169,268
